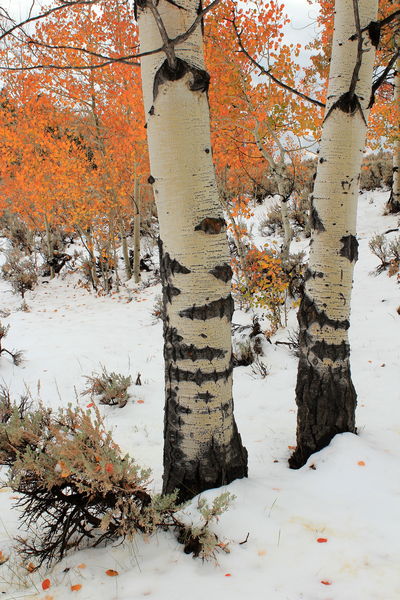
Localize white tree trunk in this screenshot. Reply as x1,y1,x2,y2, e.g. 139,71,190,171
291,0,379,468
386,55,400,214
137,0,247,499
133,177,141,284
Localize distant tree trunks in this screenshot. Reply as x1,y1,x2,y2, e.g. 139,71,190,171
290,0,379,469
385,55,400,214
137,0,247,500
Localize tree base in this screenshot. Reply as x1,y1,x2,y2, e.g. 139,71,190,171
163,422,248,502
289,357,357,469
384,190,400,215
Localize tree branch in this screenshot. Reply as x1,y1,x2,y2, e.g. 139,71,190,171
231,14,325,109
0,0,100,43
369,48,400,107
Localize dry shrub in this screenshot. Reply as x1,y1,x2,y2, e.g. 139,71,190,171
82,366,132,408
1,248,38,298
0,321,24,365
0,402,233,567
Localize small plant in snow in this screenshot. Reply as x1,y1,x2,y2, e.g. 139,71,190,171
250,355,270,379
1,248,38,299
178,492,235,560
369,234,400,275
0,321,24,365
82,366,132,408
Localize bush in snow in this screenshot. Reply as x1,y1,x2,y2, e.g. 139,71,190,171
82,366,132,408
0,321,23,366
1,248,38,299
0,402,233,566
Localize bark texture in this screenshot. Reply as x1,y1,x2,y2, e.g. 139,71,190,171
290,0,378,469
385,55,400,214
137,0,247,500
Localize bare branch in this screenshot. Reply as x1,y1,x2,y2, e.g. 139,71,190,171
0,0,100,43
231,14,325,109
369,48,400,107
349,0,363,100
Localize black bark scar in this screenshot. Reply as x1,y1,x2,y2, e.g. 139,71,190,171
165,342,227,363
340,235,358,262
168,360,234,385
194,217,226,234
153,58,210,101
179,295,234,321
299,294,350,332
310,207,326,232
209,263,232,283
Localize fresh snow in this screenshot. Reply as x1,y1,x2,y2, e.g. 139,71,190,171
0,190,399,600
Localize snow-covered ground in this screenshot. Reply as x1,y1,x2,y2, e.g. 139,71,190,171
0,190,399,600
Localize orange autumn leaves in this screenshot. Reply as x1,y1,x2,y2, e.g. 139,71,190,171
0,0,148,239
38,567,119,595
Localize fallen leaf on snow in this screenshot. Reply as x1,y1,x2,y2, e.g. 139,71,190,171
42,579,51,590
317,538,328,543
105,569,119,577
77,563,86,569
357,461,366,466
321,580,332,585
71,584,82,591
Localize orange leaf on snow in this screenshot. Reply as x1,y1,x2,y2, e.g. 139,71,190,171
105,569,119,577
86,403,94,408
224,573,232,577
77,563,86,569
317,538,328,543
71,584,82,592
0,551,8,564
137,399,145,404
42,579,51,590
26,562,36,572
357,461,366,466
287,446,296,450
321,580,332,586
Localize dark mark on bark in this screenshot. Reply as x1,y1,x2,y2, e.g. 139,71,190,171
304,268,324,282
324,92,367,126
148,175,155,184
179,295,234,321
209,263,232,283
165,342,227,363
340,234,358,262
149,105,155,115
168,360,234,385
194,217,226,234
367,20,380,47
196,391,216,403
311,207,325,232
153,58,210,101
311,340,350,362
319,157,326,163
164,283,181,303
299,294,350,332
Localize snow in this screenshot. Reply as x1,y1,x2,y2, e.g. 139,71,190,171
0,190,399,600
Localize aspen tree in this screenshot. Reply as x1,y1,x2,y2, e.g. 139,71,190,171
290,0,379,468
385,53,400,213
136,0,247,500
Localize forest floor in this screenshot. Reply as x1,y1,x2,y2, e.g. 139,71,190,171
0,190,399,600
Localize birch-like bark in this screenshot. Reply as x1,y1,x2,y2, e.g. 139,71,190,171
290,0,379,468
385,55,400,214
137,0,247,500
120,218,132,280
133,177,141,284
